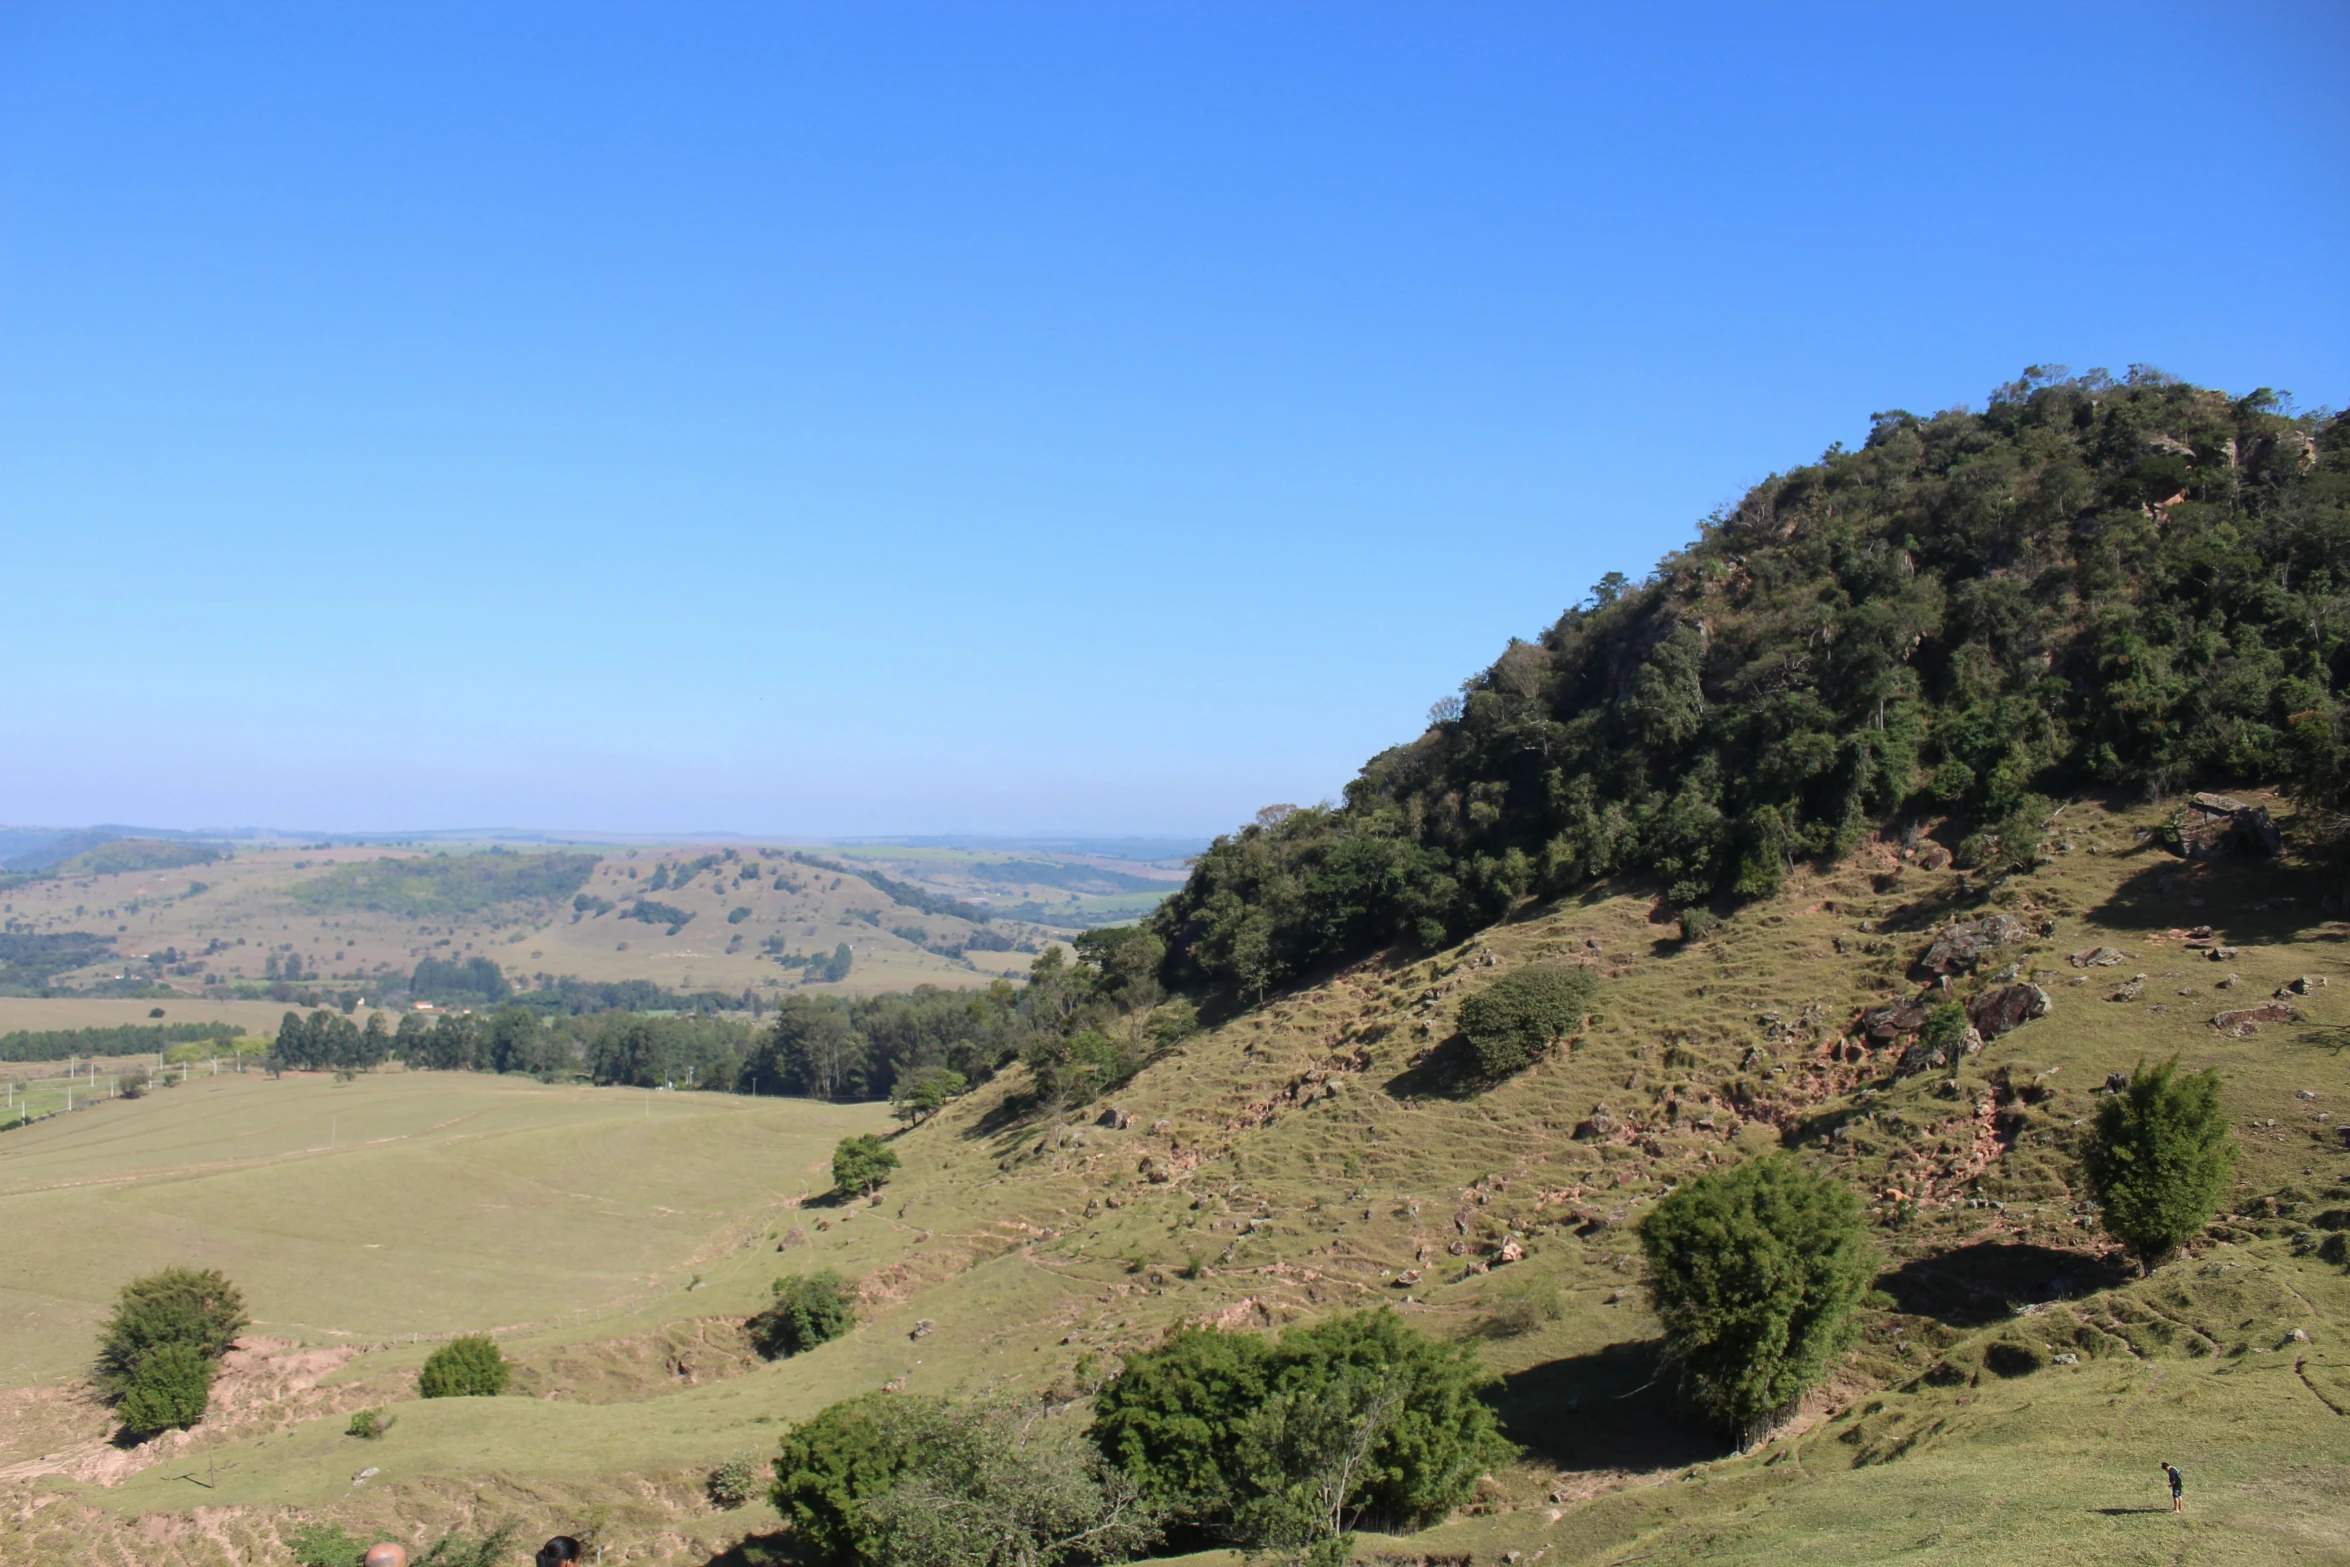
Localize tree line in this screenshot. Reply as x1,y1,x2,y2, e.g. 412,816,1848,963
1153,371,2350,998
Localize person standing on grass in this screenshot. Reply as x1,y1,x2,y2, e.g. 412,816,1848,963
2161,1461,2184,1514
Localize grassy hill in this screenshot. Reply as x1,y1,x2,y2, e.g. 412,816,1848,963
2,789,2343,1564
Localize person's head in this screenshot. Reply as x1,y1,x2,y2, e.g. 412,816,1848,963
362,1547,408,1567
535,1538,583,1567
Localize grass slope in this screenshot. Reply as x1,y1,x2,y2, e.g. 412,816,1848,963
2,793,2344,1565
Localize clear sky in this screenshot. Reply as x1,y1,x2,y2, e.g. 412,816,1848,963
3,3,2344,839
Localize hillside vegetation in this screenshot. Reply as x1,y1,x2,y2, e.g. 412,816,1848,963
1157,370,2350,996
289,851,600,918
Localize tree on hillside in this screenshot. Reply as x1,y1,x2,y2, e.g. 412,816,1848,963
1090,1308,1510,1549
2079,1056,2238,1271
95,1267,248,1397
854,1398,1163,1567
1456,966,1597,1077
889,1065,967,1124
1638,1155,1873,1446
749,1271,857,1359
94,1266,247,1437
417,1335,509,1399
832,1134,899,1196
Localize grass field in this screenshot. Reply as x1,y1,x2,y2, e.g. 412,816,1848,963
2,793,2344,1565
0,1071,886,1386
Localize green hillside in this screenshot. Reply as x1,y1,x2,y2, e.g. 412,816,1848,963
1155,371,2350,997
2,789,2343,1566
289,850,600,917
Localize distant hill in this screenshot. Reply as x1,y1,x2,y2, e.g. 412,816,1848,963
1156,369,2350,995
0,830,222,876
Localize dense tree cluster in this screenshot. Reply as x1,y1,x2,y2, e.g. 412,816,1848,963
749,1270,858,1359
272,1008,392,1072
292,849,598,917
1154,372,2350,995
408,954,511,1005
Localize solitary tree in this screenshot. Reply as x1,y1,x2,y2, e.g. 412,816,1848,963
749,1271,857,1359
1456,967,1596,1077
95,1267,248,1398
1638,1155,1873,1446
417,1335,509,1399
2080,1055,2237,1271
832,1134,900,1196
890,1067,968,1125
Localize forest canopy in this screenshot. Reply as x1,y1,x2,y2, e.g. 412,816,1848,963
291,850,597,918
1153,370,2350,996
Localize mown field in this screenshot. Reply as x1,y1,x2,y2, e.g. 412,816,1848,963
2,794,2345,1566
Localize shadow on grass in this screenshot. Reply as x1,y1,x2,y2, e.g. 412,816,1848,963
702,1530,795,1565
2083,842,2336,945
1487,1338,1726,1473
1379,1034,1492,1102
1876,1240,2128,1327
2092,1506,2172,1516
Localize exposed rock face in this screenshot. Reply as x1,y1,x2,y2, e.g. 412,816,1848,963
2213,1002,2299,1037
1967,983,2052,1041
1916,914,2028,978
1861,997,1932,1042
2176,792,2281,858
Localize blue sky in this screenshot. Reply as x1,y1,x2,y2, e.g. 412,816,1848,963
2,2,2344,839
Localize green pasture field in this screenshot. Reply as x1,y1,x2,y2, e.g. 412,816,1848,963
0,1069,886,1387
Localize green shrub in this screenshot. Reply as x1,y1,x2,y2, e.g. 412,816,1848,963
2080,1056,2238,1270
287,1521,367,1567
831,1134,900,1195
345,1408,393,1439
1456,967,1596,1077
1091,1307,1512,1546
417,1335,509,1399
771,1391,931,1567
750,1270,857,1359
413,1521,520,1567
94,1266,248,1398
707,1452,762,1509
114,1342,214,1437
1638,1154,1874,1443
889,1066,968,1125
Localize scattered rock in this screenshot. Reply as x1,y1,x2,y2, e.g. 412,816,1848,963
2298,1089,2318,1100
1917,914,2028,978
2213,1002,2300,1038
1393,1269,1422,1287
2277,975,2322,997
2209,946,2238,961
1495,1236,1526,1265
910,1320,933,1340
1572,1104,1617,1140
2070,946,2131,968
2051,1352,2079,1366
1096,1107,1130,1129
1918,844,1951,871
1967,983,2051,1042
2103,1071,2131,1093
2109,974,2147,1002
2217,972,2241,989
1149,1118,1173,1134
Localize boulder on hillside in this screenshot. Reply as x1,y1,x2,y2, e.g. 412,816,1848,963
2070,946,2130,968
1895,1023,1984,1079
2175,793,2281,859
1967,983,2052,1041
1096,1107,1130,1129
1916,914,2028,978
1860,996,1933,1042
